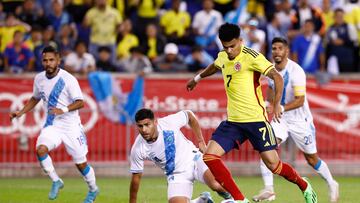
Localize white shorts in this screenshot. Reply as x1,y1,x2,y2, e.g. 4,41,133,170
271,118,317,154
36,124,88,163
167,152,209,200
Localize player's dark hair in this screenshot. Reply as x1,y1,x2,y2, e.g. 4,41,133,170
271,37,288,46
218,23,241,42
42,46,59,55
135,108,155,122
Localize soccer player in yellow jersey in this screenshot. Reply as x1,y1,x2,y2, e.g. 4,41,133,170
186,23,318,203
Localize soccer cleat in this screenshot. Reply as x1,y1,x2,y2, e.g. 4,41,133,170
83,189,99,203
328,180,339,202
48,179,64,200
84,189,99,203
220,198,250,203
236,198,251,203
302,177,318,203
252,189,276,202
199,191,214,203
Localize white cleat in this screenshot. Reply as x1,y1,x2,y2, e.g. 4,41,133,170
329,181,339,203
252,189,276,202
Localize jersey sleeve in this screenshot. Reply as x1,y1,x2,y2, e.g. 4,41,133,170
250,53,274,75
33,76,41,100
292,66,306,96
67,75,84,101
213,51,225,69
162,110,189,129
129,138,145,173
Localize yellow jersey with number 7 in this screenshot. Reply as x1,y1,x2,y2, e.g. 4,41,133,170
214,46,274,122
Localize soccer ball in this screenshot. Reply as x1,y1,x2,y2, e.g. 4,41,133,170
220,200,236,203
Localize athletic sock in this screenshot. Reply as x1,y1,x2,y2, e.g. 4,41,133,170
272,161,307,191
80,164,98,192
313,159,335,184
37,154,60,182
203,154,245,200
260,159,274,192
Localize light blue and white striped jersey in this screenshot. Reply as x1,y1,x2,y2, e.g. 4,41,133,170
130,111,198,176
33,69,83,127
268,59,313,122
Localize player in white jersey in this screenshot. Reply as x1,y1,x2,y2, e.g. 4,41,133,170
10,46,99,203
129,108,233,203
252,37,339,202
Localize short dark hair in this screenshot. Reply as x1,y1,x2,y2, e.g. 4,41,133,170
135,108,155,122
98,46,111,53
75,40,87,48
218,23,241,42
271,37,288,46
304,19,314,25
334,8,344,14
42,46,59,55
130,46,144,54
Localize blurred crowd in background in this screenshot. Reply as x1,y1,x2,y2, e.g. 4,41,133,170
1,0,360,76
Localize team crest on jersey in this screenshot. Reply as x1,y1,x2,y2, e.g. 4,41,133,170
234,62,241,71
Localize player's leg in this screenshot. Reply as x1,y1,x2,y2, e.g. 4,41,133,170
203,121,248,201
247,121,317,202
167,172,199,203
304,153,339,202
63,126,98,203
290,121,338,202
76,162,99,203
36,126,64,200
253,120,289,202
194,153,232,200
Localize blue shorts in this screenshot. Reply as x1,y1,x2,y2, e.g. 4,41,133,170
211,120,278,153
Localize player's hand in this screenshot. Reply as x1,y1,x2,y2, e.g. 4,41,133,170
272,103,283,123
186,78,197,91
9,111,22,121
49,107,64,115
266,105,273,114
198,141,207,153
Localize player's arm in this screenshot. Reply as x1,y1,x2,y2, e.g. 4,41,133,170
49,99,84,115
10,96,40,120
283,95,305,111
266,68,284,122
186,110,206,153
129,172,143,203
267,87,305,112
186,63,219,91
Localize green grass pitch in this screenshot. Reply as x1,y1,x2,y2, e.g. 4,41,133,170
0,176,358,203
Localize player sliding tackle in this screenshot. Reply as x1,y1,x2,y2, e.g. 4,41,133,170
129,108,233,203
186,23,317,203
9,46,99,203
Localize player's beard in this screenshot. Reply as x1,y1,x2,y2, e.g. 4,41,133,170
273,55,283,64
45,65,59,78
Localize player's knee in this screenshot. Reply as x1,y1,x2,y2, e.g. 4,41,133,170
36,145,48,157
263,158,280,171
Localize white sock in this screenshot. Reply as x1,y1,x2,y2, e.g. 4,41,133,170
81,165,98,192
260,159,274,192
38,154,60,182
313,159,335,184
